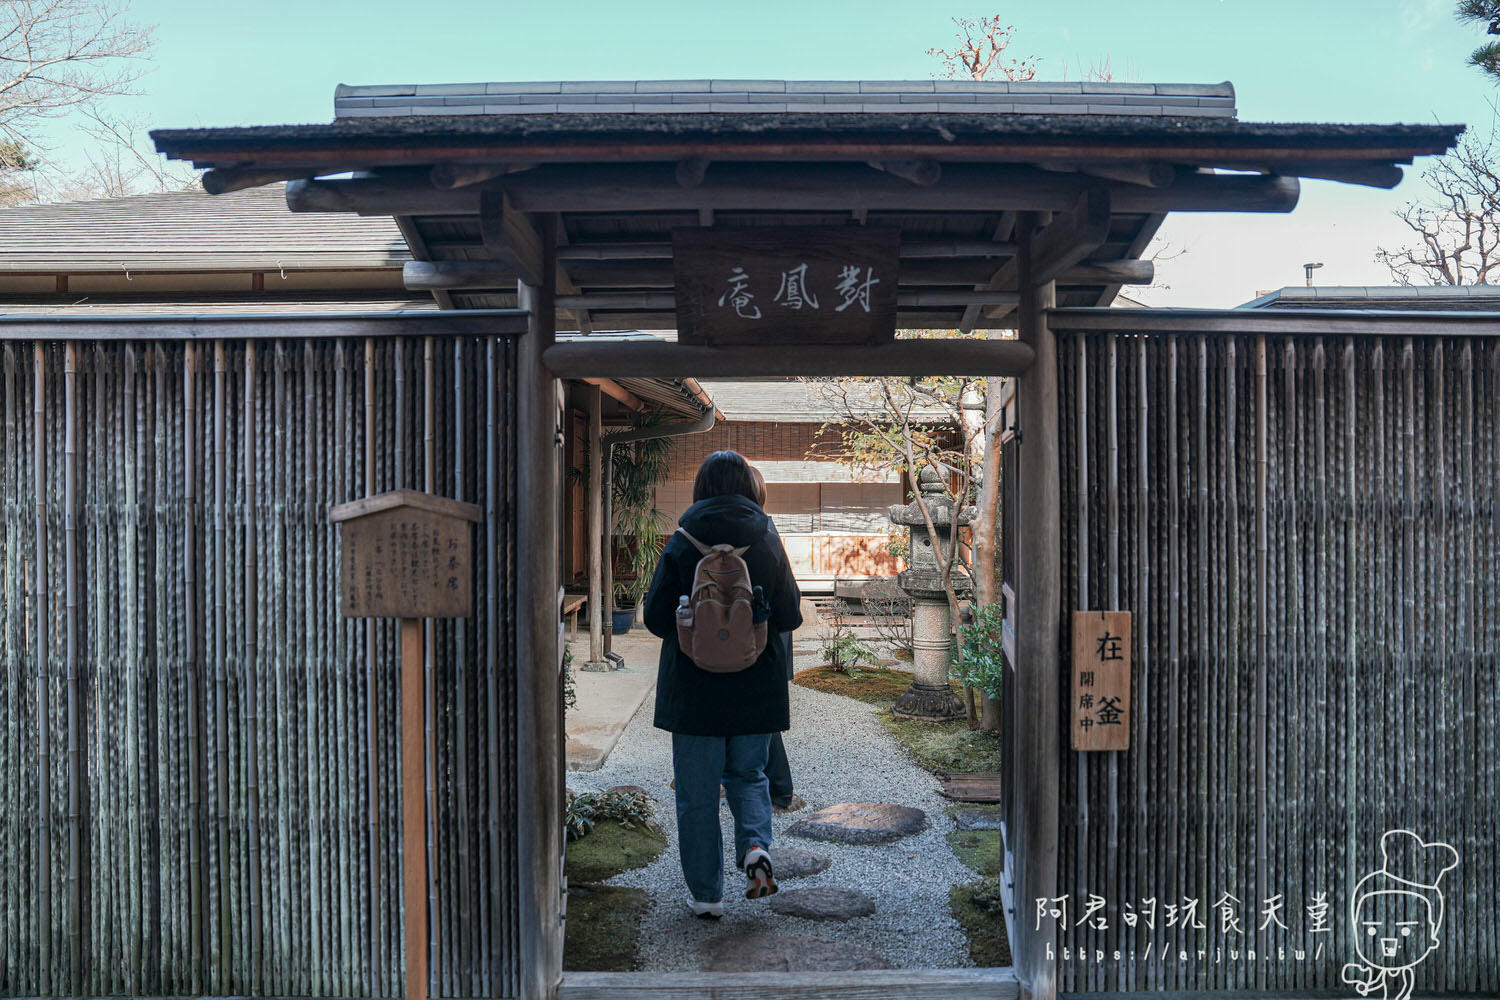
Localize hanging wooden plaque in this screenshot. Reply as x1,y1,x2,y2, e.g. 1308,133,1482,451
672,226,899,347
1071,610,1132,751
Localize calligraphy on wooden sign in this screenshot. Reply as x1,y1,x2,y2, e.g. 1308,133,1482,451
672,226,899,346
1071,610,1132,752
330,490,482,620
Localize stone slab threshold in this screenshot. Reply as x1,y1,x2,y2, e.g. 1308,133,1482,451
559,967,1019,999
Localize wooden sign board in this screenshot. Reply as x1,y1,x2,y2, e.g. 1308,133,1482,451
330,490,482,620
1071,610,1132,751
672,226,899,347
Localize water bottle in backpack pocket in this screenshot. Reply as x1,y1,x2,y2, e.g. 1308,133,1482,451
673,527,769,673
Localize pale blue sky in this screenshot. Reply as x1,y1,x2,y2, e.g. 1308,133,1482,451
100,0,1499,304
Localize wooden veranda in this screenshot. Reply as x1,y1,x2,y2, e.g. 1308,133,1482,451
0,80,1447,1000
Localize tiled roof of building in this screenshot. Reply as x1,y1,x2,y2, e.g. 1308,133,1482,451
334,80,1238,119
697,378,952,422
1241,285,1500,310
0,183,409,272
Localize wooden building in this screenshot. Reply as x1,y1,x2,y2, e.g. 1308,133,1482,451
0,77,1481,1000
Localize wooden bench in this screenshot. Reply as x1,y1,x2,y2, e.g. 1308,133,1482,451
561,594,587,635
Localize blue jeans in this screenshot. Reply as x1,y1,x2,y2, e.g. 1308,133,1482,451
671,732,775,904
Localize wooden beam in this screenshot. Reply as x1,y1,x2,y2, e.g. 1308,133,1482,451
429,162,508,189
559,968,1020,1000
583,378,646,411
1011,213,1061,1000
1093,210,1165,307
480,190,546,286
409,258,1148,293
1040,161,1175,188
1247,161,1405,189
675,157,710,187
0,310,530,341
870,159,943,186
543,338,1035,378
395,217,455,309
202,166,314,195
958,193,1108,332
1047,304,1500,335
551,291,1022,310
553,214,592,334
554,311,1026,331
1062,259,1154,286
1032,188,1112,285
960,212,1020,332
285,163,1301,217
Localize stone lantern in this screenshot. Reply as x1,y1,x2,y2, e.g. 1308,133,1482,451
888,467,973,721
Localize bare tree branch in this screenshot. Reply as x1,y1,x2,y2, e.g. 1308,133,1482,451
1376,110,1500,286
927,15,1038,82
0,0,151,142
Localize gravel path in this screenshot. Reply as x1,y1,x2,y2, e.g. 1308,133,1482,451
568,676,980,971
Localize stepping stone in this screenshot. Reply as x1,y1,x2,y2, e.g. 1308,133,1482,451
786,801,928,845
769,845,831,878
953,807,1003,831
700,932,894,972
770,886,876,922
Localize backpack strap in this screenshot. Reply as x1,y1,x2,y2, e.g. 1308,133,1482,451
676,527,749,558
675,527,712,555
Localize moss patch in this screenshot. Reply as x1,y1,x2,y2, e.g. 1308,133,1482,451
564,819,667,884
792,664,921,706
563,884,650,971
948,813,1004,879
951,880,1012,968
878,712,1004,774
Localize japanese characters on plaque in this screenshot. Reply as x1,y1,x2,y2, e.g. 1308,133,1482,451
671,226,900,346
330,491,479,620
1071,610,1132,751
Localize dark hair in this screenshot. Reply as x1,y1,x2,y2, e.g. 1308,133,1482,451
692,450,760,504
748,465,767,506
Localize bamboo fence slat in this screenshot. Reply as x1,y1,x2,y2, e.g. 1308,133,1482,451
1054,331,1500,992
0,336,521,997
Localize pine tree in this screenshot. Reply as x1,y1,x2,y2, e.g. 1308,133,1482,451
1458,0,1500,81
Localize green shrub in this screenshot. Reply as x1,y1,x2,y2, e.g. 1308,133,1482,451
954,601,1004,701
565,788,654,842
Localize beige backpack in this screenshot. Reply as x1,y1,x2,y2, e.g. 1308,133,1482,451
674,527,768,673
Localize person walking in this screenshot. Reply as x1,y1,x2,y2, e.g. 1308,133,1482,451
644,450,803,918
747,465,805,814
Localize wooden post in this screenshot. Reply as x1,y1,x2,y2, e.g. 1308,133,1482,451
1013,213,1062,1000
585,384,606,668
330,490,480,1000
602,444,615,659
516,217,564,999
400,617,427,1000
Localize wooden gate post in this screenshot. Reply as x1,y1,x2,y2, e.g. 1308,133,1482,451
1013,213,1062,1000
516,217,565,999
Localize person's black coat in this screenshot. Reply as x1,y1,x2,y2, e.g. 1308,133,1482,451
645,494,803,736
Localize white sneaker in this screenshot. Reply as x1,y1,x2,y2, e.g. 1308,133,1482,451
687,896,724,919
743,846,778,899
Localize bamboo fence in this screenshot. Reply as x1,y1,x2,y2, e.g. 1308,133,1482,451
1053,332,1500,992
0,334,520,997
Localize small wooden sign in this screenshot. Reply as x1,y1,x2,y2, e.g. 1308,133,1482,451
672,225,899,346
1071,610,1132,752
330,490,482,620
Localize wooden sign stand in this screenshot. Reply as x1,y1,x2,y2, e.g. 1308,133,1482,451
330,490,482,1000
